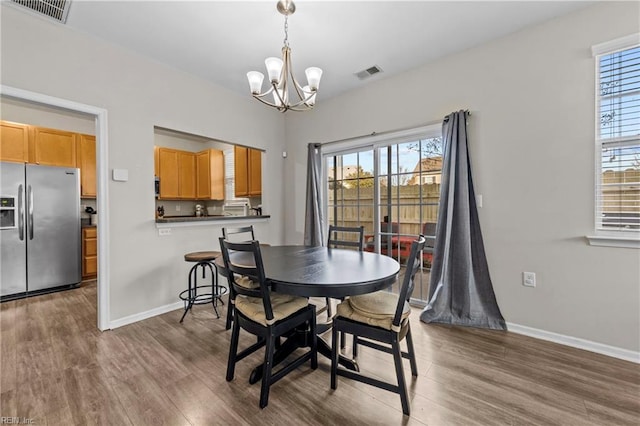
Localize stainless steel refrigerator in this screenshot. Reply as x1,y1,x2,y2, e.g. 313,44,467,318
0,162,81,299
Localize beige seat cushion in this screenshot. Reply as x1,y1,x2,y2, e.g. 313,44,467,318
234,274,259,289
336,290,410,331
235,293,309,326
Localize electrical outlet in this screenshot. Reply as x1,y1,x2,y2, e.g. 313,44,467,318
523,271,536,287
176,205,181,212
158,228,171,236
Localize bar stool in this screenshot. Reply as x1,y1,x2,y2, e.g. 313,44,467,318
179,251,228,323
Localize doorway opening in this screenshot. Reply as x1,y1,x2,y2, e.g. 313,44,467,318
1,85,110,330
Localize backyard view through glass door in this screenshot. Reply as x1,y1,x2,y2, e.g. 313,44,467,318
325,131,443,302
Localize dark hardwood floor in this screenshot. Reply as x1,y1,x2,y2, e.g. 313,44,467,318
1,281,638,425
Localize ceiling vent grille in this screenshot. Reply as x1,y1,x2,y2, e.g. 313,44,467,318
10,0,71,23
354,65,383,80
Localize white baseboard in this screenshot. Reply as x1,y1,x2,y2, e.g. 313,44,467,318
108,307,639,364
109,301,183,329
506,322,640,364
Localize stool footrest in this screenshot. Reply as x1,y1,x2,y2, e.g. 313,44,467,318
179,286,228,304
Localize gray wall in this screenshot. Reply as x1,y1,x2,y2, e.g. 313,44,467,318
283,1,640,353
1,4,286,322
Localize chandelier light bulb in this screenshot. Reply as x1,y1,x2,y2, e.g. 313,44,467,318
247,71,265,94
302,85,316,106
305,67,323,91
265,57,284,84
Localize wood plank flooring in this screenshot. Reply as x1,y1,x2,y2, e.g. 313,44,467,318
1,282,638,425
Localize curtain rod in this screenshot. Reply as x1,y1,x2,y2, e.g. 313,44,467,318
443,109,471,123
318,109,471,147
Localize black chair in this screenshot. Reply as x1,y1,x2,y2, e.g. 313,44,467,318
221,226,257,329
330,235,426,416
222,225,256,242
327,225,365,250
324,225,365,318
219,238,317,409
325,224,365,349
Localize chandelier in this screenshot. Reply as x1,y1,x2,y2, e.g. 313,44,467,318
246,0,323,112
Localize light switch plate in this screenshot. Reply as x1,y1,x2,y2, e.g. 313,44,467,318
112,169,129,182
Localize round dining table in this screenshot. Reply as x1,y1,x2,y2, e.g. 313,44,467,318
215,244,400,379
216,245,400,297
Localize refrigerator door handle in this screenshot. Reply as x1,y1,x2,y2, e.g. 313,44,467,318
28,185,34,240
18,184,25,240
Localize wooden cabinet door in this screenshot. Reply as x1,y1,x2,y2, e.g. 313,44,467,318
234,146,249,197
158,148,179,199
196,150,211,199
209,149,225,200
0,120,29,163
31,126,77,167
197,149,225,200
248,148,262,196
77,134,96,198
82,227,97,280
178,151,196,199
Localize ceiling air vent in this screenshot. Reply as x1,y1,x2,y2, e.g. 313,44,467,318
10,0,71,23
354,65,383,81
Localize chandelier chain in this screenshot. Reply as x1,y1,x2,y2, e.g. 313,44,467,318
283,15,289,47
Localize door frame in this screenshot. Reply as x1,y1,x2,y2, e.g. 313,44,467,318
1,85,110,331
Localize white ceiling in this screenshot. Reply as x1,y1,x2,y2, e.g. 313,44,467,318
55,0,596,101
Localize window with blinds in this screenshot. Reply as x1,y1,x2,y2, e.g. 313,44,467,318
595,43,640,231
224,148,237,201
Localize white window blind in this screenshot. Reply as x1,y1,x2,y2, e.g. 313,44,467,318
224,148,237,201
595,43,640,231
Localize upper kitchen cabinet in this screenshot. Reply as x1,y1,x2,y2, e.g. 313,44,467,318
156,147,197,199
234,146,262,197
178,151,196,199
248,148,262,196
77,134,96,198
0,120,29,163
30,126,76,167
196,149,224,200
157,148,180,199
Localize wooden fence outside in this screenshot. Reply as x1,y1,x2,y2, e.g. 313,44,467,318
328,183,441,237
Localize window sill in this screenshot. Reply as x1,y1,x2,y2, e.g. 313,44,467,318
586,234,640,249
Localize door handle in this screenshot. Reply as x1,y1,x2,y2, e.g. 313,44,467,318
18,184,24,241
28,185,34,240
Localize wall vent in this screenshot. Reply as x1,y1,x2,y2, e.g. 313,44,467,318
10,0,71,23
354,65,383,80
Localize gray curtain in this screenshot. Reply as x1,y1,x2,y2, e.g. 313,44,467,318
304,143,324,246
420,110,506,330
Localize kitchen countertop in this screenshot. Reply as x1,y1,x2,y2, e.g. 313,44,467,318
155,214,270,224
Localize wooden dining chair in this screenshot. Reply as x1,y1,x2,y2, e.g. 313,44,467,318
325,224,365,348
222,225,255,242
326,225,365,313
218,238,317,409
327,225,365,251
330,235,426,416
221,225,257,329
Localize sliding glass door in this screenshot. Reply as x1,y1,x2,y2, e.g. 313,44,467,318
324,127,442,303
